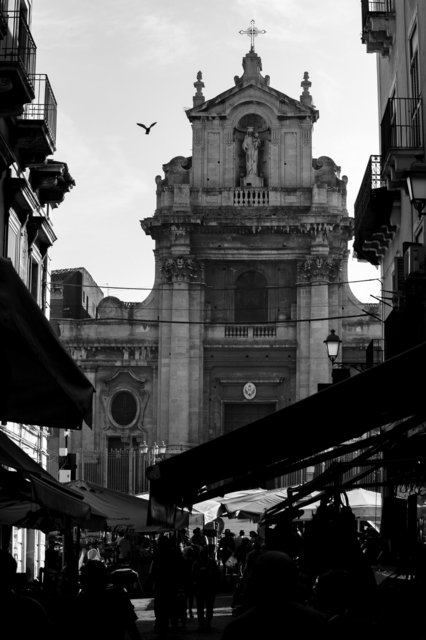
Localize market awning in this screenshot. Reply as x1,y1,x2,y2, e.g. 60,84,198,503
147,341,426,523
67,480,189,533
0,256,94,429
0,430,96,531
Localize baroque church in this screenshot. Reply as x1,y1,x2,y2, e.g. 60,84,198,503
55,38,381,490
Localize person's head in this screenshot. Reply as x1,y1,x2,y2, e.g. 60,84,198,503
80,560,108,592
87,548,101,561
247,551,298,606
239,530,245,537
0,550,17,592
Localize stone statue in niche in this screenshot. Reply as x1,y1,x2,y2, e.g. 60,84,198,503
242,127,261,177
241,127,263,187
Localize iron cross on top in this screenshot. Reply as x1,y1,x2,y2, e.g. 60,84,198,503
239,19,266,52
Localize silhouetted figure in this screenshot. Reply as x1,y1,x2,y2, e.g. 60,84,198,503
312,569,378,639
221,550,327,640
218,529,235,568
0,549,54,640
137,122,157,134
149,535,184,636
72,560,141,640
182,544,196,619
191,545,221,630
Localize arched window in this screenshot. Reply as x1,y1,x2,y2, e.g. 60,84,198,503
235,271,268,323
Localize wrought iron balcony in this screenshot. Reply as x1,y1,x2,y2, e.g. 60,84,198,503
381,97,424,181
353,155,398,265
0,10,36,114
16,74,57,164
361,0,395,55
0,1,7,39
23,75,57,143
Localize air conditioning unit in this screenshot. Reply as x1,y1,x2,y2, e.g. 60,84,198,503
403,244,426,277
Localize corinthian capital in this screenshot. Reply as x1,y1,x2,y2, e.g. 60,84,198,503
297,256,341,283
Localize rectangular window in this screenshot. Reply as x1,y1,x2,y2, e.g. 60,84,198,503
410,24,419,99
409,24,421,147
7,211,21,270
30,259,40,303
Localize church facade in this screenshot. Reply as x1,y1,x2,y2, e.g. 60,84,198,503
56,44,381,489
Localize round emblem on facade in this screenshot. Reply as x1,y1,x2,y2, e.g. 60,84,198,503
243,381,256,400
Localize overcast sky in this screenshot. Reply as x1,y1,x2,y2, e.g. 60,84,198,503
31,0,382,303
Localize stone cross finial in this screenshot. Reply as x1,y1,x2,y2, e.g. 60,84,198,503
239,19,266,52
193,70,205,106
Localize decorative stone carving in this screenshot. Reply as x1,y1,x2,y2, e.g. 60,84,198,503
297,257,342,283
160,255,201,282
243,381,256,400
102,370,150,432
193,70,205,107
300,71,313,106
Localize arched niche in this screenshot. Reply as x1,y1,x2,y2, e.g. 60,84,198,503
235,113,269,187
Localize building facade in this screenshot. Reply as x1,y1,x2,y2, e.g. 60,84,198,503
50,267,104,321
0,0,74,577
355,0,426,355
354,0,426,530
57,44,381,492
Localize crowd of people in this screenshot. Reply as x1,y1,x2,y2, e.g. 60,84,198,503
4,505,426,639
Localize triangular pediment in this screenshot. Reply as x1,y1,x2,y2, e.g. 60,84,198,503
186,80,317,121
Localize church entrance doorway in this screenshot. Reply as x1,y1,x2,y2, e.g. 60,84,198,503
224,402,276,433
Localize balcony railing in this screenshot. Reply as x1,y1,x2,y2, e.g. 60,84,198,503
361,0,394,27
381,97,424,162
224,324,277,338
0,11,36,81
354,155,384,236
0,2,7,39
234,188,269,206
20,74,57,146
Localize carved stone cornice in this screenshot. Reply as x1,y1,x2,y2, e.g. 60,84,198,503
160,255,201,283
67,344,158,362
297,256,342,283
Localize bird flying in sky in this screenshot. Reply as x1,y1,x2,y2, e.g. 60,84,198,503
136,122,157,134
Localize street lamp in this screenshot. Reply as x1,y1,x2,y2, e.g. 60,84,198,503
140,440,166,463
406,165,426,216
324,330,371,376
139,441,167,492
324,329,342,364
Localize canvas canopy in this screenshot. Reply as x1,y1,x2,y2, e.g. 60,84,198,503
147,342,426,526
0,257,94,429
0,430,96,532
193,488,382,523
68,480,189,532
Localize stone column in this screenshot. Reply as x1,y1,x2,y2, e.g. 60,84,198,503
168,278,191,446
296,254,341,399
158,253,203,450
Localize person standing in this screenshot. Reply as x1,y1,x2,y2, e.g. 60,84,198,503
191,545,221,630
72,560,141,640
0,550,54,640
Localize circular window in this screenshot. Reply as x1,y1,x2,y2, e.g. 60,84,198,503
110,390,137,426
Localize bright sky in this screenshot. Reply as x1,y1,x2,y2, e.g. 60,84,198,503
31,0,382,303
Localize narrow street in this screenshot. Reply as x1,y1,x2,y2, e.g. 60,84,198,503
133,592,234,640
